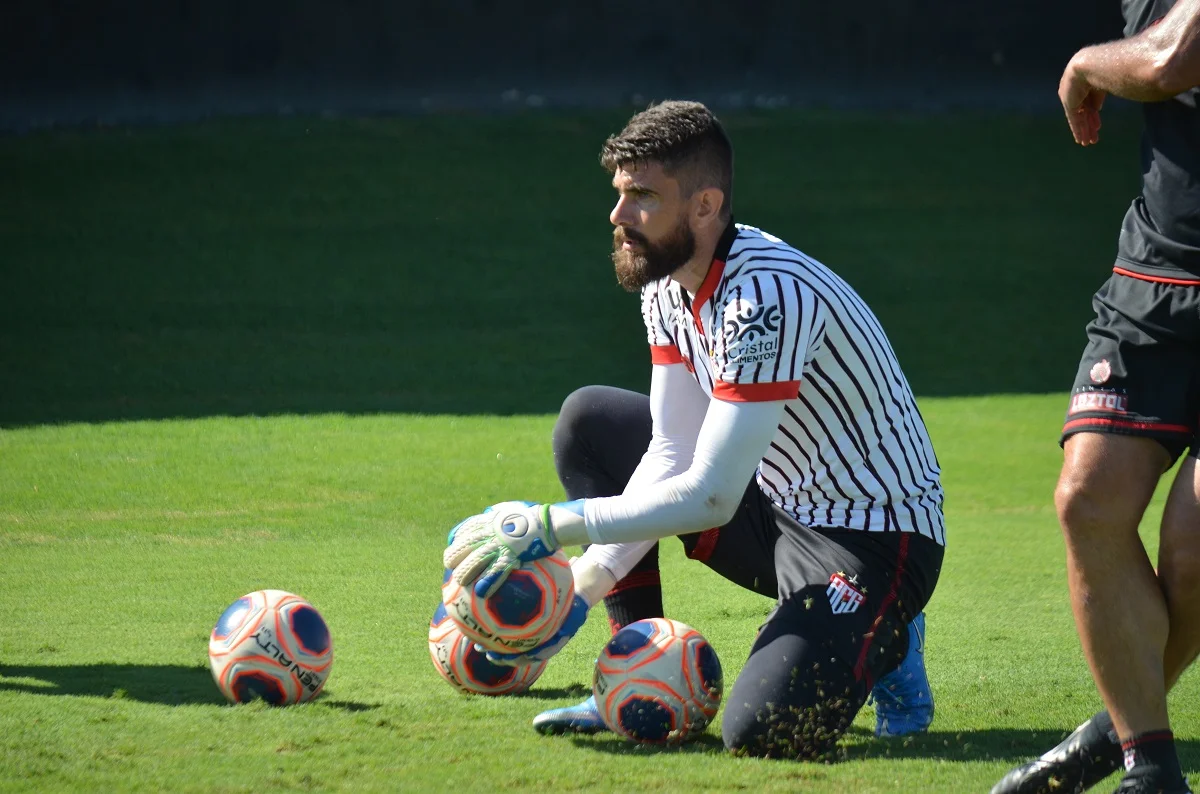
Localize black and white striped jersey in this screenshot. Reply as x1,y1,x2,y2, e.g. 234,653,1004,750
641,222,945,545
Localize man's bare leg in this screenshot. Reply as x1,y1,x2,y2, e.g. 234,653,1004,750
990,449,1197,794
1160,455,1200,690
1056,433,1170,738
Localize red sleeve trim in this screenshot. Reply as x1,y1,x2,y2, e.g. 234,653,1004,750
712,379,801,402
649,345,684,365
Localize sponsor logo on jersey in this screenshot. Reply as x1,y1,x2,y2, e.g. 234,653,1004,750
1068,389,1129,415
1089,358,1112,384
728,337,779,364
723,301,781,346
826,571,865,615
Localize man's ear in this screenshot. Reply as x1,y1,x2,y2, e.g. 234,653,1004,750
692,187,726,228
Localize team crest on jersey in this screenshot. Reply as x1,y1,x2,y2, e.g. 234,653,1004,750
1089,359,1112,384
723,300,781,345
826,571,865,615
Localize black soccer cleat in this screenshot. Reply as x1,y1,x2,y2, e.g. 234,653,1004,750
1110,767,1192,794
990,713,1123,794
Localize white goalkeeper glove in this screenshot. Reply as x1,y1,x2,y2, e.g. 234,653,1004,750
443,500,586,598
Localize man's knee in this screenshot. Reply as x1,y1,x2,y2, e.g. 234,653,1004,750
721,700,853,761
720,627,863,761
551,386,610,460
1055,473,1116,535
1055,435,1166,537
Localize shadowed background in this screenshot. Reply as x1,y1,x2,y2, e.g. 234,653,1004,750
1,108,1142,425
1,1,1139,426
3,1,1123,127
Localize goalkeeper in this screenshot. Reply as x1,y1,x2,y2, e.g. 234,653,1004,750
444,100,946,759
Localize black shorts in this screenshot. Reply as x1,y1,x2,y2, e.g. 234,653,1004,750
1062,270,1200,462
673,482,939,677
680,455,945,758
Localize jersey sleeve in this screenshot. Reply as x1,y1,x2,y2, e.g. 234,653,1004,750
641,283,683,365
710,274,825,402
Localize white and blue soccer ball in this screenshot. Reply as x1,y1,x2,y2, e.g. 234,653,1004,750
592,617,723,744
440,554,574,654
208,589,333,705
428,603,547,695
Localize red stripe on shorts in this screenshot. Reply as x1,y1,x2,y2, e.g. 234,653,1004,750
853,532,910,688
1062,417,1193,435
1113,266,1200,286
686,528,720,563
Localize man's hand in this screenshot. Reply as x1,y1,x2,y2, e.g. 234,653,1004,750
443,501,561,598
483,593,589,666
482,553,613,666
1060,51,1106,146
482,554,615,666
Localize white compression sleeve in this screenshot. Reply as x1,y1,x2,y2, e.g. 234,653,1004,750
577,364,708,583
579,397,787,546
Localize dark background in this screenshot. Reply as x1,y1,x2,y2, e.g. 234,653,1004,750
0,2,1144,426
2,1,1125,130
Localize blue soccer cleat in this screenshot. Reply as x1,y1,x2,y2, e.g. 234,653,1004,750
872,612,934,738
532,695,609,736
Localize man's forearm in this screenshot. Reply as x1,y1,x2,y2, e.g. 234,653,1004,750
1072,0,1200,101
567,398,787,546
1070,39,1177,102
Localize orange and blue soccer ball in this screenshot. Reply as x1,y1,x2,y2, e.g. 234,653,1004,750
208,589,333,705
428,603,547,695
440,554,574,655
592,617,723,744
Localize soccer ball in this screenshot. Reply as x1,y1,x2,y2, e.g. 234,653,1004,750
428,603,547,695
592,617,723,744
208,590,333,705
441,553,574,654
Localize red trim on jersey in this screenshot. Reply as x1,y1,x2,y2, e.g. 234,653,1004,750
686,528,720,563
853,532,910,687
604,570,661,597
649,344,684,365
1113,266,1200,286
712,379,801,402
1062,416,1193,435
691,258,727,334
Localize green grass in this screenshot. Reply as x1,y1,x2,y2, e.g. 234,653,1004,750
1,401,1197,792
2,109,1197,791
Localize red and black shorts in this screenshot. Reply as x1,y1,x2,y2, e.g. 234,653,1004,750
1062,268,1200,463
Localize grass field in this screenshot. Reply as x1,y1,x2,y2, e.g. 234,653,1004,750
2,109,1198,792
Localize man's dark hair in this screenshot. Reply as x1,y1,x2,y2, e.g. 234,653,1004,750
600,100,734,220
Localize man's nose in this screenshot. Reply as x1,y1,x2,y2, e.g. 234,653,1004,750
610,195,634,227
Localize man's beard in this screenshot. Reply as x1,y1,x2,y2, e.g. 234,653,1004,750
611,218,697,292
